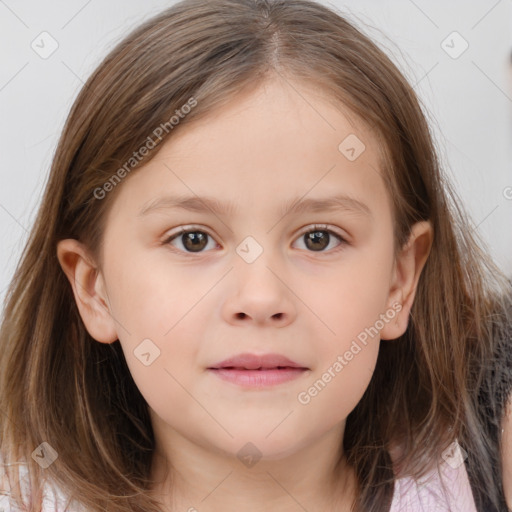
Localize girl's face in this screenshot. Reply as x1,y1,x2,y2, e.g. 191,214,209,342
59,77,430,467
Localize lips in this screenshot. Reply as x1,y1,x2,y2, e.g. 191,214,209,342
208,352,308,370
207,352,309,388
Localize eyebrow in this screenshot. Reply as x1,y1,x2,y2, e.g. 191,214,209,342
138,193,372,219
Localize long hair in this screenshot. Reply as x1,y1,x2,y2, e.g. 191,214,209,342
0,1,510,510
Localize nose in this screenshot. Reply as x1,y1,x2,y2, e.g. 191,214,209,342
221,258,297,328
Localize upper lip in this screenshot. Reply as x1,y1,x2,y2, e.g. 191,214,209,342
208,353,308,370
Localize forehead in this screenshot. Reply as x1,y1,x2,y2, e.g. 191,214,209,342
104,77,390,224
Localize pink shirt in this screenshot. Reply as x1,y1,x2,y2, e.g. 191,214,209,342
1,453,477,511
390,457,477,511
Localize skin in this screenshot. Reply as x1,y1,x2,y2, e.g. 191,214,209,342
57,75,432,511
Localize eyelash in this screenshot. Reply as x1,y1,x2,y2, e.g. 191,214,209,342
162,224,348,255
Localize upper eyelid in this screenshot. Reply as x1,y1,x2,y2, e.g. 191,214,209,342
296,224,347,243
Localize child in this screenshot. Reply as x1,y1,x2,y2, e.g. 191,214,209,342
0,0,509,510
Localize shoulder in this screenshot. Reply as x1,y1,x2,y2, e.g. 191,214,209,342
0,451,85,511
389,441,477,512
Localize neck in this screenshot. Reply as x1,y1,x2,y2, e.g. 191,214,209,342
148,425,356,512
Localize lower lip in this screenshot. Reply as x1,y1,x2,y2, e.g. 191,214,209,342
208,368,308,388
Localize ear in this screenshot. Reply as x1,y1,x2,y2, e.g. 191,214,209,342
56,239,118,344
380,221,433,340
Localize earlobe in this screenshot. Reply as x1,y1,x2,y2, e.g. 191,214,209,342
56,239,118,344
380,221,433,341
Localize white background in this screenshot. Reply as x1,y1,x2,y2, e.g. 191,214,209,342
1,0,511,308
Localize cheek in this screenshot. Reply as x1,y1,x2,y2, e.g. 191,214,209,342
103,251,208,400
304,247,394,348
115,313,202,425
295,292,384,430
105,246,210,336
294,244,393,415
297,345,379,428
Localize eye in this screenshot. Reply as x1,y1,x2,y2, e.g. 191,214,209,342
164,226,218,253
292,224,347,253
163,224,347,254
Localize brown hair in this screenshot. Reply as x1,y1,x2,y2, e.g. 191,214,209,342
0,0,510,510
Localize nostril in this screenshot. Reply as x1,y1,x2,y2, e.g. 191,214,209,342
236,312,247,319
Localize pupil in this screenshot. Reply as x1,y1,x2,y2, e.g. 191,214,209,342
184,232,207,252
306,231,328,251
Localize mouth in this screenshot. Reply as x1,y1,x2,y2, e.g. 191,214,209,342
207,353,309,388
